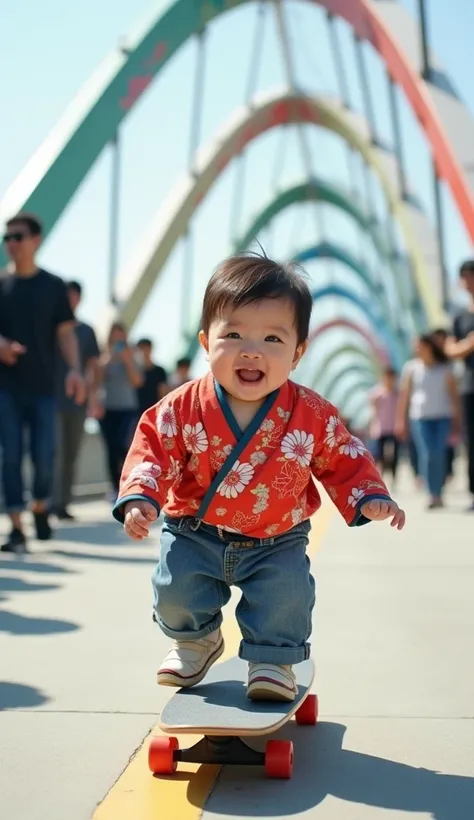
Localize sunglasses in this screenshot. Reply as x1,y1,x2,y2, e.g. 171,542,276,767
2,232,28,243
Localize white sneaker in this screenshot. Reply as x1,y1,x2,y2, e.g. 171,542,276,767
247,662,298,702
157,628,224,687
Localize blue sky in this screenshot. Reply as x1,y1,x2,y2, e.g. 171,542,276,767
0,0,473,410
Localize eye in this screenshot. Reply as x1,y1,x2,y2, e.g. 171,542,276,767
265,335,282,343
224,332,241,339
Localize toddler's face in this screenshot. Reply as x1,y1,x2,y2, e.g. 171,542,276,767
199,297,307,402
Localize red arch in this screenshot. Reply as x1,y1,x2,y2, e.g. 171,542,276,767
308,318,390,365
327,0,474,238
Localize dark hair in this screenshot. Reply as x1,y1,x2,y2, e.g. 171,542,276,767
383,366,398,378
432,327,447,338
201,252,312,345
6,212,43,236
137,337,153,348
67,280,82,297
108,321,127,342
176,357,191,369
460,259,474,277
418,333,448,363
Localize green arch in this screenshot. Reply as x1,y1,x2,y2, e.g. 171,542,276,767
308,344,379,393
1,89,438,330
335,376,375,418
112,91,435,330
322,363,375,408
293,242,395,328
235,180,411,323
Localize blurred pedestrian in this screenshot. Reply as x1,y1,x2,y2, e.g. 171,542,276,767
369,367,400,483
396,334,461,509
94,322,143,497
0,213,85,552
135,337,168,412
169,357,192,388
444,260,474,510
53,281,100,520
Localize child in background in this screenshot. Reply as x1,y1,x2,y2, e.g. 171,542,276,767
113,254,405,703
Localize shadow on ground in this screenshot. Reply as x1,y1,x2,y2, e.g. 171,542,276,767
0,609,80,636
199,721,474,820
0,681,50,710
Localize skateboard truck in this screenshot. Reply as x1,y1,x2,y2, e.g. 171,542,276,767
175,735,265,766
149,693,318,779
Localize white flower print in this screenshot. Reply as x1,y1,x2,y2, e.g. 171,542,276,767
127,462,161,491
325,415,339,448
166,456,182,481
222,444,233,456
259,419,275,433
183,422,208,454
348,487,365,507
250,450,267,466
291,507,304,526
217,460,254,499
157,404,178,437
280,430,314,467
251,483,269,514
339,436,366,459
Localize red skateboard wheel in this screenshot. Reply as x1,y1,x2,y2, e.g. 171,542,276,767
148,736,179,775
295,693,318,725
264,739,294,778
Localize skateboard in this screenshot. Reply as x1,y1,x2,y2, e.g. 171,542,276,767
148,656,317,779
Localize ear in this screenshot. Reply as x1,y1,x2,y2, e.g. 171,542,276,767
198,329,209,354
291,340,308,370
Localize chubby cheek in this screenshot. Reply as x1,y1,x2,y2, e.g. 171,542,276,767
208,346,233,376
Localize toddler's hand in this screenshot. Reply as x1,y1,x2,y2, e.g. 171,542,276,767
124,500,158,540
360,498,405,530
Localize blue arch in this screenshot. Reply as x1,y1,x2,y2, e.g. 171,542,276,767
310,285,403,368
296,242,409,353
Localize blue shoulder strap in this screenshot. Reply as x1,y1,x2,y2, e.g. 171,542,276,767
196,385,279,521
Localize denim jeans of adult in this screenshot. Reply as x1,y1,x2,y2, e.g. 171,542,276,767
411,417,451,497
0,389,56,512
152,516,316,666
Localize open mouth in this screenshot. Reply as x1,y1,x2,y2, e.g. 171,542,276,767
236,368,265,384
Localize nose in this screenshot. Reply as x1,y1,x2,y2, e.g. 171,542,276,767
240,344,262,359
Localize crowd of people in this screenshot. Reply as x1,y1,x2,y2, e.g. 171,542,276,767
0,211,191,553
368,260,474,510
0,210,473,555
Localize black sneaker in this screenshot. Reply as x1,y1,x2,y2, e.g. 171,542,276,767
33,511,52,541
1,528,28,554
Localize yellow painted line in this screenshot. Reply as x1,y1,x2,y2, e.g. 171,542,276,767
93,503,334,820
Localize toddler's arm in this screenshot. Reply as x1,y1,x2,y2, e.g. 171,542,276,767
112,398,186,525
311,403,405,529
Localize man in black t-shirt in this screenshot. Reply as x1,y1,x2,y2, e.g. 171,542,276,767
445,259,474,510
0,212,85,552
135,338,168,413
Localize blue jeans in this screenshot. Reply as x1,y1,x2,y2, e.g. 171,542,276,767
411,417,451,497
152,516,316,665
0,390,56,512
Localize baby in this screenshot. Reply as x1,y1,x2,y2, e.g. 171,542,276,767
113,253,405,703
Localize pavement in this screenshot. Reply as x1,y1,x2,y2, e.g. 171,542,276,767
1,464,473,820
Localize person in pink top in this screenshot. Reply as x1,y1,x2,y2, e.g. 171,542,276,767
369,367,400,482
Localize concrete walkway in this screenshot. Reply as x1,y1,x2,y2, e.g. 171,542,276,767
1,466,473,820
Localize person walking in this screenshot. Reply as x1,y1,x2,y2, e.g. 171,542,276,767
396,334,461,509
0,212,85,552
369,367,400,483
445,260,474,510
95,322,143,497
53,281,100,520
135,337,168,412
